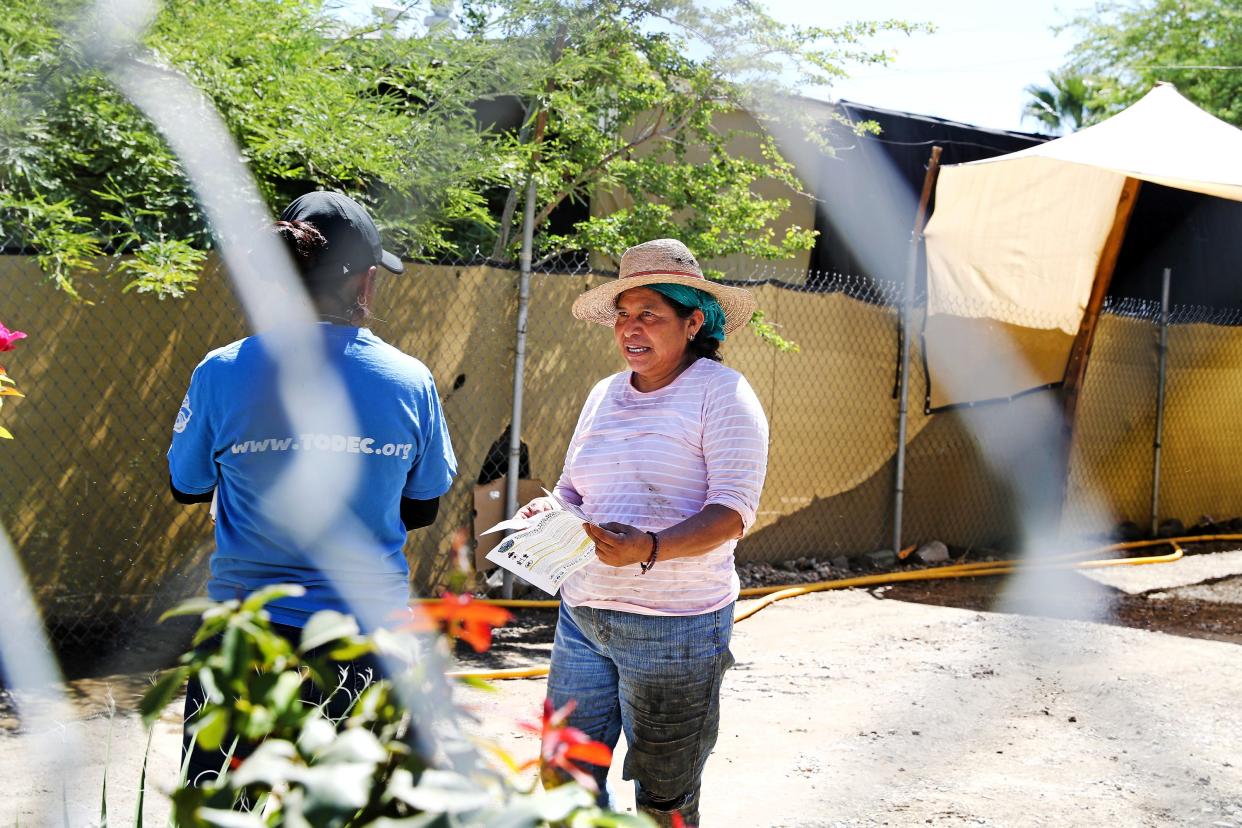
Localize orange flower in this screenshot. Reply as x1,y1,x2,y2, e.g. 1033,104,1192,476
406,592,512,653
520,699,612,791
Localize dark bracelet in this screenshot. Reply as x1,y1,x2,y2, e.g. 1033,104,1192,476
640,531,660,574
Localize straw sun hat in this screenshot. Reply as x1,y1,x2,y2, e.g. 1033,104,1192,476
571,239,756,335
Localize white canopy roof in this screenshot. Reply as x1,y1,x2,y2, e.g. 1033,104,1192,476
921,85,1242,408
972,83,1242,202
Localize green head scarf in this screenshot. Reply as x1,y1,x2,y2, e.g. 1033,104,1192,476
648,283,727,342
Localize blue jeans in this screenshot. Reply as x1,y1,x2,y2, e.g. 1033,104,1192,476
547,601,735,827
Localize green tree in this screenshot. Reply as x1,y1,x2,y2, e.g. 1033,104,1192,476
461,0,926,269
0,0,496,297
1022,71,1095,134
1061,0,1242,126
0,0,925,296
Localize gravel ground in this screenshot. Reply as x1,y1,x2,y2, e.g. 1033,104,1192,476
1077,549,1242,594
3,549,1241,826
461,586,1242,827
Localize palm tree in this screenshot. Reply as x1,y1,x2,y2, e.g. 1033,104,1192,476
1022,72,1094,134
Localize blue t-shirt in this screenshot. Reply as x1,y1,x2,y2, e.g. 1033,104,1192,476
167,325,457,628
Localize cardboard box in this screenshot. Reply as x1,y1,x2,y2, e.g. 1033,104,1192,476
472,476,545,572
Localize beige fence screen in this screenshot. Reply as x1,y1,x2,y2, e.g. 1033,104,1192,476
3,258,1240,644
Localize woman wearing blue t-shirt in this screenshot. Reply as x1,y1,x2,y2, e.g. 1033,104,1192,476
167,191,457,784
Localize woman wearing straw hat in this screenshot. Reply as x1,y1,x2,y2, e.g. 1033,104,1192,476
520,239,769,826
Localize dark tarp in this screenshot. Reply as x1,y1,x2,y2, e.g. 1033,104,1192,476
809,101,1047,289
809,100,1242,313
1110,183,1242,309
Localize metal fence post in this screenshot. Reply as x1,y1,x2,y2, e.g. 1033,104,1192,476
893,146,941,554
502,179,536,599
1150,266,1172,537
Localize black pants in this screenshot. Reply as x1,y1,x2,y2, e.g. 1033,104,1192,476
181,621,385,787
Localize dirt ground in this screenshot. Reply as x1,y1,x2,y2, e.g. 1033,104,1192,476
3,548,1242,827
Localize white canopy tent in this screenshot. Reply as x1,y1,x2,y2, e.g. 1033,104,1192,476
922,84,1242,410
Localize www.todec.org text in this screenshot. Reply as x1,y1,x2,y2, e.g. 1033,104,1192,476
230,434,413,460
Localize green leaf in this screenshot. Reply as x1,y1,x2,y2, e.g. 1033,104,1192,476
241,583,305,613
191,707,229,752
217,737,240,782
298,610,359,653
532,783,598,822
266,669,303,716
325,639,374,662
246,619,295,666
295,716,335,758
100,716,111,828
387,768,493,814
365,816,445,828
196,667,223,705
478,740,522,775
473,786,588,827
221,625,252,680
573,810,658,827
177,731,199,788
169,784,208,827
228,740,298,788
139,666,190,727
298,763,375,813
191,612,230,647
315,728,387,765
370,627,418,663
158,597,218,623
456,675,497,693
239,704,276,741
133,727,153,828
196,809,265,828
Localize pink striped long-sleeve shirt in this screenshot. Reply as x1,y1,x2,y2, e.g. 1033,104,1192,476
554,358,769,615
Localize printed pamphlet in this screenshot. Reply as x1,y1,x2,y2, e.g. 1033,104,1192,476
482,491,596,594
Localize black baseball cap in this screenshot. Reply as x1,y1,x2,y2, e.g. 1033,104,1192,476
278,191,404,276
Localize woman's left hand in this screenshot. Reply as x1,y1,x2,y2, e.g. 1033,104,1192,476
585,522,654,568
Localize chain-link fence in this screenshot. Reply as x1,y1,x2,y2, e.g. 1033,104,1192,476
4,252,1242,651
1065,297,1242,538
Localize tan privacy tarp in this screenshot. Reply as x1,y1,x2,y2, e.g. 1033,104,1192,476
923,84,1242,408
926,158,1126,334
923,315,1075,411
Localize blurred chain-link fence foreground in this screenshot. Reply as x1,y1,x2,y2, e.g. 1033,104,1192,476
4,254,1242,650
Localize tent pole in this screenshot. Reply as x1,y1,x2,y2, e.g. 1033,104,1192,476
502,178,536,599
893,145,942,555
1057,176,1141,524
1150,266,1172,536
1061,177,1142,425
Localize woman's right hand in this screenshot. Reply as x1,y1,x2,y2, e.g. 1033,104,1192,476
517,496,558,519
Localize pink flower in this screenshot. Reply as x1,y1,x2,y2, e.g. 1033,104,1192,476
0,323,26,353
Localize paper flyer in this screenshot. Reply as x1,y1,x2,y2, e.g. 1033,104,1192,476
482,493,596,594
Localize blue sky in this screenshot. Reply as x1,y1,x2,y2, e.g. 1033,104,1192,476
333,0,1098,132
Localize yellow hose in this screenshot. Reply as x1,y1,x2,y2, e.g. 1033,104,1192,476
443,539,1200,680
428,535,1222,610
734,545,1182,622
